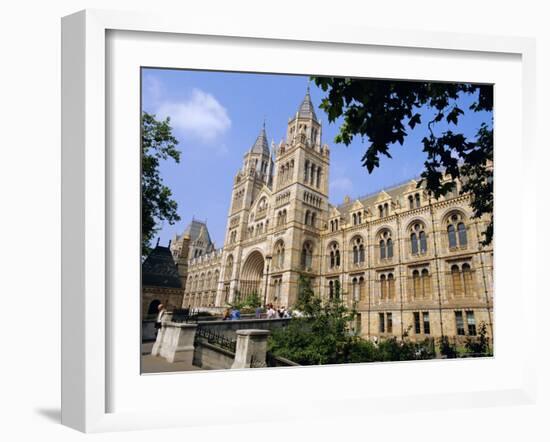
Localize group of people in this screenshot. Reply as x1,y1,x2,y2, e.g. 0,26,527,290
265,304,291,319
222,306,242,321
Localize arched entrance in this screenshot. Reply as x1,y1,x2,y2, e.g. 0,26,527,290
239,251,265,300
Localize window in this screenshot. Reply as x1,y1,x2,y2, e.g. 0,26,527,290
379,230,393,260
328,242,340,269
412,270,421,299
301,241,313,270
422,312,430,334
386,313,393,333
388,273,395,300
466,311,476,335
450,263,474,298
304,210,311,225
447,212,467,249
329,279,340,299
415,193,421,208
380,274,387,300
414,312,421,334
379,313,385,333
410,222,427,255
351,236,365,265
408,195,414,210
455,311,465,335
421,268,432,299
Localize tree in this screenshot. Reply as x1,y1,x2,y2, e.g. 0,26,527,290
141,112,181,257
311,78,494,244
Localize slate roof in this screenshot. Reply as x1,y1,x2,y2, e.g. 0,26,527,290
182,220,213,246
250,125,270,156
334,177,424,216
142,245,182,288
297,86,318,121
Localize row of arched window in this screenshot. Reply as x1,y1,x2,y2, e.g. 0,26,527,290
272,240,314,271
276,209,287,227
186,270,220,293
278,159,295,186
304,210,317,227
408,193,422,209
303,160,322,188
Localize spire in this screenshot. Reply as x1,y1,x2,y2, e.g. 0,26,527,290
297,83,318,121
249,122,270,155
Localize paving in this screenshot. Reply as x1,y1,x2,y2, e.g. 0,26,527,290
141,341,203,374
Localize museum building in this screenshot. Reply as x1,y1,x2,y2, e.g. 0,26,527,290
168,89,494,341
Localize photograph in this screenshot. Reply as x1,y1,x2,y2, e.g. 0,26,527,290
140,68,494,373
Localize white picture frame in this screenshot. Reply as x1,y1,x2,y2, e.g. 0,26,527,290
61,9,537,433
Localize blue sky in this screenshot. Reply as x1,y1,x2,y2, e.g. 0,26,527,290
142,68,491,248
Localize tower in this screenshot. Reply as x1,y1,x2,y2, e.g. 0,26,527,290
269,86,330,306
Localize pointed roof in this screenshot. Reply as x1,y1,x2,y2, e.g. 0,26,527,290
142,245,182,288
297,85,318,121
250,123,270,156
183,219,213,246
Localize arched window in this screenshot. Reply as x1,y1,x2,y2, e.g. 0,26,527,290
408,195,414,210
328,242,340,269
351,236,365,265
384,203,389,217
301,241,313,270
379,205,384,218
447,224,457,248
447,212,467,249
378,229,393,260
412,270,421,299
458,223,467,247
329,280,334,299
387,238,393,258
388,273,395,300
451,264,463,298
415,193,421,208
411,232,418,254
380,274,387,300
421,268,432,300
304,210,311,225
311,212,316,228
352,213,357,225
274,241,285,269
410,222,428,255
357,212,362,224
304,160,310,181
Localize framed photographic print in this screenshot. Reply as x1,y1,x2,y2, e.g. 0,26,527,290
61,9,537,433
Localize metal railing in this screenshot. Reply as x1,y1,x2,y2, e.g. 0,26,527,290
194,326,237,353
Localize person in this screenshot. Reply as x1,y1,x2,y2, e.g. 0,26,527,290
283,307,291,319
222,308,231,321
230,306,241,321
155,303,166,336
255,305,262,319
266,304,276,319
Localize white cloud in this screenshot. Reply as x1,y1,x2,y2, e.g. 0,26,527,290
330,177,353,193
156,88,231,143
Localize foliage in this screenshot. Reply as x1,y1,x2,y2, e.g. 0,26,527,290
465,322,491,355
141,112,181,257
229,292,262,310
311,77,494,244
269,275,436,365
438,335,458,358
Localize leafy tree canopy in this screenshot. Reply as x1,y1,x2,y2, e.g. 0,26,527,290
311,78,493,244
141,112,181,257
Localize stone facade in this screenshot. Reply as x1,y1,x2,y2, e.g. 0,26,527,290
174,89,494,342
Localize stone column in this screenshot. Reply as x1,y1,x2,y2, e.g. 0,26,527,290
161,322,198,364
231,329,270,369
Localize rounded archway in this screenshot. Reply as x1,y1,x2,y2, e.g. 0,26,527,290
239,250,265,300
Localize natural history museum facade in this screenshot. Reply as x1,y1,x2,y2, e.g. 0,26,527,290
168,89,494,341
